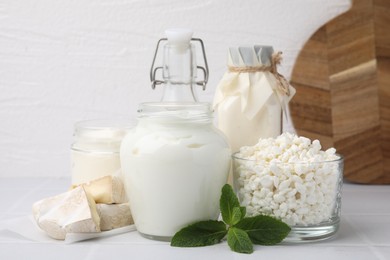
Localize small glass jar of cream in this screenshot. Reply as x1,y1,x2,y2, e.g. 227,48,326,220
71,119,132,185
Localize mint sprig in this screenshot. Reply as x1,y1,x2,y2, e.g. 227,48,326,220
171,184,291,254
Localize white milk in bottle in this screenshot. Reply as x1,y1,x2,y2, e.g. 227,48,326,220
120,29,231,241
213,46,296,153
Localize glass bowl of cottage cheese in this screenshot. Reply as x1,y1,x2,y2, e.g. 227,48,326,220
232,132,343,242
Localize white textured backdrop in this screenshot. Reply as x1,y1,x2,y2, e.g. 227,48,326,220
0,0,350,177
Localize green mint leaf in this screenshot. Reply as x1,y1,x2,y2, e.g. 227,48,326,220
220,184,241,226
171,220,227,247
227,227,253,254
240,206,246,218
235,215,291,245
231,207,242,226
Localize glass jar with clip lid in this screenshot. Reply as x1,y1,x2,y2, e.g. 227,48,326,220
120,29,231,241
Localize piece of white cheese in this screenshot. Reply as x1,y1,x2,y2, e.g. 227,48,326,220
32,186,100,240
96,203,133,231
72,175,127,204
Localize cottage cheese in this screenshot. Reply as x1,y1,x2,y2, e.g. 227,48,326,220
233,132,342,226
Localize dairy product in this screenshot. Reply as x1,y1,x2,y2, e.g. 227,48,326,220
97,203,133,231
72,175,127,204
233,133,342,226
122,29,229,240
213,46,296,153
71,151,121,185
217,90,281,153
120,110,231,239
33,175,133,240
32,186,100,240
71,120,131,185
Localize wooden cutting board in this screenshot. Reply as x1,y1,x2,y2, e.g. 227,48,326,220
290,0,390,184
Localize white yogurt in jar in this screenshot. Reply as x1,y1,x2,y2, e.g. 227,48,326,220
71,120,132,185
71,151,121,185
120,103,231,239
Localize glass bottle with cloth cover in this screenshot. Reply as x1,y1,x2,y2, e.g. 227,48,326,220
213,46,296,153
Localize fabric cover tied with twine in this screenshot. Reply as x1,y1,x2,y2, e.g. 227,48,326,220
213,46,295,121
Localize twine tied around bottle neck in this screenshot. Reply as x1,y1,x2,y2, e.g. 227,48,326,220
227,51,290,96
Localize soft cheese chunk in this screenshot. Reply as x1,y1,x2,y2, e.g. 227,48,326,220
72,175,127,204
32,186,100,240
97,203,133,231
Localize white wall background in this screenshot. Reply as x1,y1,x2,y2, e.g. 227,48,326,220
0,0,350,178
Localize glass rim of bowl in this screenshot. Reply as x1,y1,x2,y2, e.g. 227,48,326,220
232,152,344,165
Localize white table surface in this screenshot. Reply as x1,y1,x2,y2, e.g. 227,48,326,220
0,177,389,260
